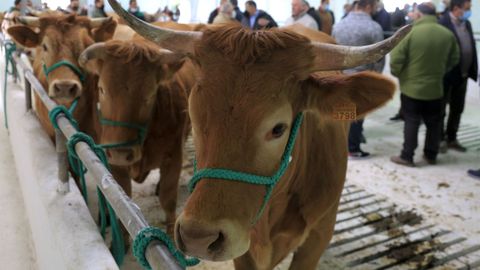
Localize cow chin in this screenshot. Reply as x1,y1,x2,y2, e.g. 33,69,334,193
175,213,250,261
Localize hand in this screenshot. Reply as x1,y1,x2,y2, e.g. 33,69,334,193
257,18,270,26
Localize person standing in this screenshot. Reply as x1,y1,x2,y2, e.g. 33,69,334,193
333,0,384,159
439,0,477,152
390,3,459,167
318,0,335,34
208,0,243,24
128,0,145,21
285,0,319,30
241,1,277,30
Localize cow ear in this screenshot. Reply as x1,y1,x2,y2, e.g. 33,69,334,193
299,71,396,120
92,19,117,42
156,52,186,83
7,25,40,48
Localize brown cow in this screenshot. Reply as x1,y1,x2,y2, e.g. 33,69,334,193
79,40,196,234
7,15,116,140
109,0,409,268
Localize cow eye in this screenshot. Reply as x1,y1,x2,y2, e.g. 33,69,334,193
42,44,48,51
271,123,287,139
99,87,104,95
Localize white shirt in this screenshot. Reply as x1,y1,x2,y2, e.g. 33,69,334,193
285,12,318,30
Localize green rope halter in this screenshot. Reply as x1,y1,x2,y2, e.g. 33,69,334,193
133,227,200,269
3,41,17,129
43,60,86,82
189,113,304,223
97,103,148,149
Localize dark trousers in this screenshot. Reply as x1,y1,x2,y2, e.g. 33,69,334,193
400,94,443,162
441,78,468,142
348,119,364,152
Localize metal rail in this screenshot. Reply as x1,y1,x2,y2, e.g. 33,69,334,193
9,52,183,270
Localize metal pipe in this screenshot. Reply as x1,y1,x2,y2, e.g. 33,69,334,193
55,129,70,194
12,54,184,270
24,77,32,111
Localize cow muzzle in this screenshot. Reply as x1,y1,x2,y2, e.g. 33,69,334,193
105,146,142,166
175,214,250,261
49,79,82,100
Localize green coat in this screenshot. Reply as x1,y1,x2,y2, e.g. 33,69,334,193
390,15,460,100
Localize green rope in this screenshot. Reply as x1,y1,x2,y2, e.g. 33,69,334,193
43,60,85,82
133,227,200,270
189,113,304,223
3,41,17,129
96,104,148,149
65,132,125,266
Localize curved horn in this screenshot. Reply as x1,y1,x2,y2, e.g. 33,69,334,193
17,16,40,27
79,42,107,68
312,24,412,71
107,0,201,54
89,17,112,28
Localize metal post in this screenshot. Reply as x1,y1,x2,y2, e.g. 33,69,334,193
13,53,184,270
56,129,70,194
24,76,32,110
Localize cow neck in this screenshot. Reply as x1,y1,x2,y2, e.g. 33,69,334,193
189,112,305,224
96,102,149,149
42,59,86,82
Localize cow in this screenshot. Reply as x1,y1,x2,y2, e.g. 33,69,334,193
7,14,117,140
78,39,196,234
109,0,410,268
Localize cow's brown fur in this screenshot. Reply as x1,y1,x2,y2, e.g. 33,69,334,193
7,15,116,140
176,24,395,269
85,40,196,234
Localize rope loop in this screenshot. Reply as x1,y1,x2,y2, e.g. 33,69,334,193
48,104,79,131
133,227,200,269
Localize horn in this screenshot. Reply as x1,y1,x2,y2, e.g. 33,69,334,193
89,17,112,28
17,16,40,27
107,0,201,54
79,42,107,68
311,24,412,71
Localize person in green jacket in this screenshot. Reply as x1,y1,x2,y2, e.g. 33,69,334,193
390,2,460,167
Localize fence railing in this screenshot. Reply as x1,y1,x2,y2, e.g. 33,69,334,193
3,41,183,270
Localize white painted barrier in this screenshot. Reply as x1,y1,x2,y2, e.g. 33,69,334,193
5,78,118,270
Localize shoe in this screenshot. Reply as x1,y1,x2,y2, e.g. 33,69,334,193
422,155,436,165
439,141,448,154
447,140,467,152
390,156,415,167
389,114,404,121
349,150,370,160
467,169,480,179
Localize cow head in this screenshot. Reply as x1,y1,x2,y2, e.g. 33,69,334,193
79,40,185,166
109,0,409,262
7,15,116,104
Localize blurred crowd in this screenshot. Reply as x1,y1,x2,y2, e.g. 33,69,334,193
1,0,479,179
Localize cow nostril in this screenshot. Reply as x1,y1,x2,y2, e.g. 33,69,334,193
207,232,225,253
68,84,78,96
126,151,134,162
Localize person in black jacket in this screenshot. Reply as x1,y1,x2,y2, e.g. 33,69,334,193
208,0,243,24
306,2,322,31
241,1,277,30
438,0,477,152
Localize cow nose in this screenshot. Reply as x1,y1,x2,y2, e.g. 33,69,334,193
52,80,81,98
106,148,139,166
176,222,225,257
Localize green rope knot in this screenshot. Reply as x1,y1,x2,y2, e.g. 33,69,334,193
64,131,125,265
189,113,304,223
133,227,200,269
48,99,80,130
